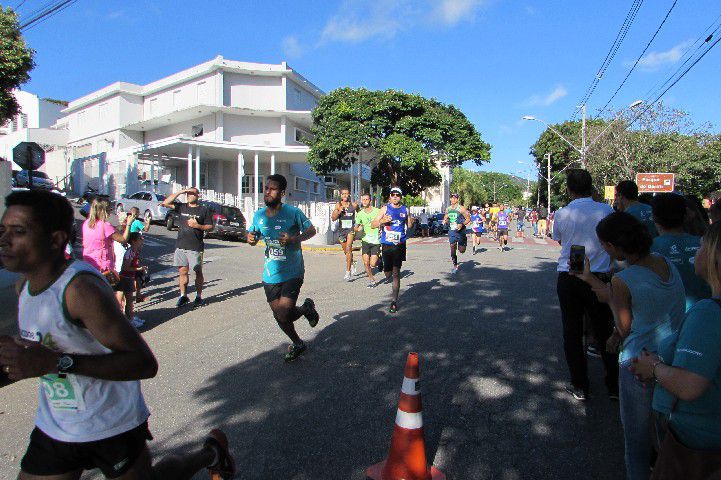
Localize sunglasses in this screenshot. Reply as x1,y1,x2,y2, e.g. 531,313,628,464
390,192,401,197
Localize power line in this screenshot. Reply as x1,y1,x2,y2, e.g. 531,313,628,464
629,29,721,128
572,0,644,119
21,0,77,31
596,0,679,117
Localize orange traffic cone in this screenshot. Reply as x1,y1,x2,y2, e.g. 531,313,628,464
366,352,446,480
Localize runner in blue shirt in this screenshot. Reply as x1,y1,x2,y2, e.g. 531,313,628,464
469,206,485,255
372,187,414,314
496,203,510,252
247,174,320,362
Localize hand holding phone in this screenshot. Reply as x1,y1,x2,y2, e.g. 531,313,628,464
569,245,586,274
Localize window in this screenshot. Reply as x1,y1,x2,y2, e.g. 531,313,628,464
323,176,337,185
294,127,314,144
20,113,28,129
10,118,17,132
294,176,319,194
148,98,158,115
191,124,204,138
173,90,182,108
129,192,144,199
242,175,263,194
77,111,86,127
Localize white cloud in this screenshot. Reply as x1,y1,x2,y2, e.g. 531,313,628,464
282,36,305,59
430,0,488,26
637,39,693,71
319,0,412,44
525,85,568,107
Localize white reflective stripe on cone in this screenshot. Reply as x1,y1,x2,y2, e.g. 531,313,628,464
395,409,423,429
401,377,419,395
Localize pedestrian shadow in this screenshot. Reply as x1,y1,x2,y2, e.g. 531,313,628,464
144,260,623,479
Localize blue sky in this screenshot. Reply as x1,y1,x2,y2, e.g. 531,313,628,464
17,0,721,177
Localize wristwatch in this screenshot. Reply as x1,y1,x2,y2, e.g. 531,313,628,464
57,354,75,378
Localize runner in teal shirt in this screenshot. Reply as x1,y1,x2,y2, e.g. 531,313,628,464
249,203,312,284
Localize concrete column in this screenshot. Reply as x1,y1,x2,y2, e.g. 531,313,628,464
216,159,224,193
195,147,201,188
150,160,155,192
350,161,355,200
237,152,244,198
254,152,259,211
271,153,276,175
187,145,193,187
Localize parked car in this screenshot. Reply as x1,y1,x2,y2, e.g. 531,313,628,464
15,170,55,190
115,191,171,223
165,200,246,241
430,213,448,235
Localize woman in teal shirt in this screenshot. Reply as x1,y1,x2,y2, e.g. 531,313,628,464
634,222,721,452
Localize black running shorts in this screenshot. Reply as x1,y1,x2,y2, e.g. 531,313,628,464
21,421,152,478
381,243,406,272
361,242,381,256
263,276,304,303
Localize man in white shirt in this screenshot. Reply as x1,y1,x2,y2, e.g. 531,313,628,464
553,169,618,401
417,209,430,237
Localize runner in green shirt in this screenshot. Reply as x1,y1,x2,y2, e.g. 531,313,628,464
354,193,381,288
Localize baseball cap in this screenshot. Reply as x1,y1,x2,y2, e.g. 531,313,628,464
450,192,459,198
390,187,403,195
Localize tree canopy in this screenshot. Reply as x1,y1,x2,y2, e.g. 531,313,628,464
308,88,491,196
0,7,35,124
450,168,531,207
529,102,721,205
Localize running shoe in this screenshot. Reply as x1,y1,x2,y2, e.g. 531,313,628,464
351,262,358,276
389,301,398,313
586,345,601,358
367,281,377,289
303,298,319,327
565,384,588,402
284,342,307,362
204,428,236,480
472,246,476,255
344,271,351,281
194,297,204,307
451,265,458,274
130,316,145,328
176,295,190,308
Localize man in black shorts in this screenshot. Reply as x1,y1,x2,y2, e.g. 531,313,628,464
247,174,320,362
161,187,213,307
0,190,235,479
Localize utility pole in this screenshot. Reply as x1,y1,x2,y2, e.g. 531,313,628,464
545,153,552,212
580,103,587,169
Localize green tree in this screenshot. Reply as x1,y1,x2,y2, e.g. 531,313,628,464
308,88,491,197
450,168,527,207
0,7,35,124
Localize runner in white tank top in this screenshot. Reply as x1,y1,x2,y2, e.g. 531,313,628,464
0,190,236,479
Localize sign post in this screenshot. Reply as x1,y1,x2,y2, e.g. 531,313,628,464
12,142,45,189
636,173,675,193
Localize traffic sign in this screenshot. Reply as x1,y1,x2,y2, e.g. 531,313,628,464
12,142,45,170
636,173,675,193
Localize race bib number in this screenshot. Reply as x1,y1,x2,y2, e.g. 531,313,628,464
341,219,353,229
41,374,85,411
386,230,401,244
266,240,287,261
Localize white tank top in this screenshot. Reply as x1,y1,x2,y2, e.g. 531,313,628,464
18,260,149,442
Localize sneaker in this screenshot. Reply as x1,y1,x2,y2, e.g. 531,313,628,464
367,281,377,289
130,316,145,328
565,385,588,401
586,345,602,358
284,342,307,362
344,271,351,281
303,298,319,327
451,265,458,274
389,301,398,313
472,247,476,255
193,297,204,307
176,295,190,308
204,428,236,480
351,262,358,276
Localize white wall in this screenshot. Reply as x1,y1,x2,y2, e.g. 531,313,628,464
65,95,123,143
223,73,283,110
119,93,143,126
37,100,65,128
285,79,318,111
143,72,219,119
144,114,217,143
223,115,281,146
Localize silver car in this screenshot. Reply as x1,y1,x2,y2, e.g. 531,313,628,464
15,170,55,190
115,191,171,223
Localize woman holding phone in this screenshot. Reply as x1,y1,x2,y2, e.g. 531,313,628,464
574,211,686,480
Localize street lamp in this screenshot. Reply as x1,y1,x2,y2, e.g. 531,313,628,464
523,99,643,169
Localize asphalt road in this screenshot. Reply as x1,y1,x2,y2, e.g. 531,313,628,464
0,223,624,479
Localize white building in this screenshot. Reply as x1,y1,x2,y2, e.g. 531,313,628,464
0,90,69,185
59,56,371,213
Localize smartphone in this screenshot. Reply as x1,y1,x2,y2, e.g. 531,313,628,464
570,245,585,274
